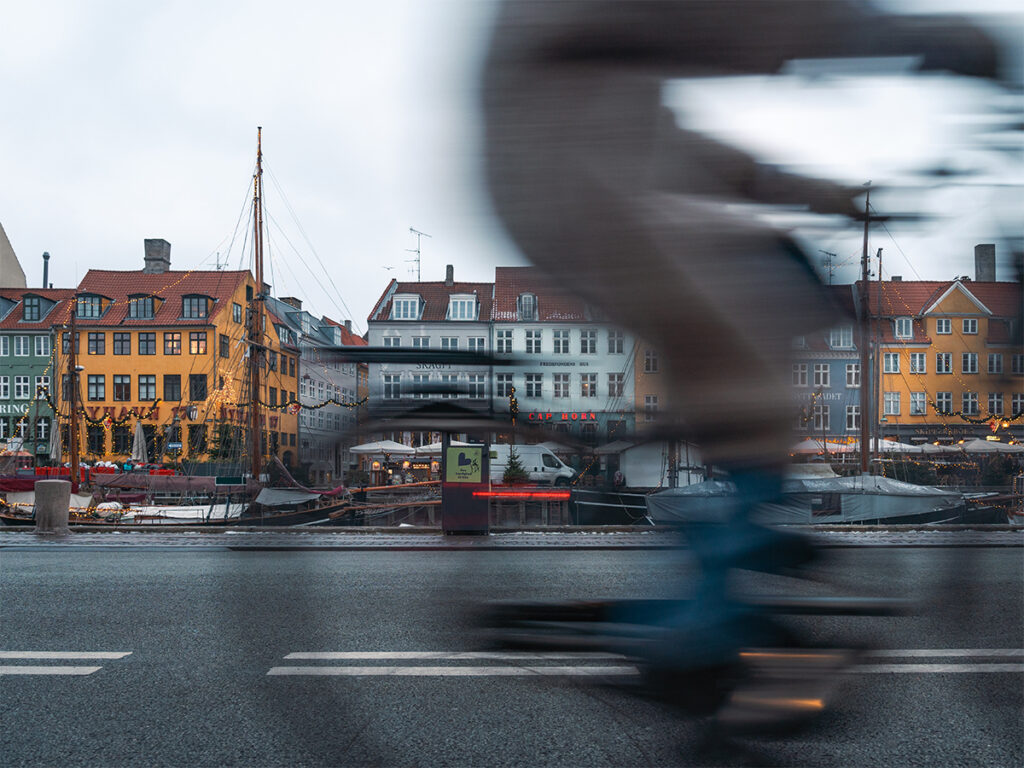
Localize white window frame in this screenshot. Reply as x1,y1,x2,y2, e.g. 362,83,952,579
440,337,458,351
382,336,401,348
391,296,420,320
846,363,860,388
988,354,1002,374
608,372,624,398
812,404,830,431
580,373,597,398
382,374,401,400
883,392,900,416
35,335,50,357
14,336,30,357
467,374,485,399
962,318,978,335
793,364,808,387
935,318,951,335
894,317,913,339
644,395,658,422
412,336,430,349
517,293,538,322
935,392,952,414
525,373,542,398
988,392,1003,416
1012,393,1024,415
845,405,860,431
0,376,8,399
962,391,979,416
410,374,430,400
962,353,978,374
0,336,7,356
644,349,658,373
496,373,513,398
553,330,569,354
608,330,624,354
1014,355,1024,375
910,392,926,416
883,353,900,374
909,353,926,374
553,373,569,399
525,330,542,354
35,376,49,396
448,296,476,321
829,325,853,349
813,363,830,388
496,330,512,354
580,329,596,354
936,353,952,374
439,374,458,399
467,337,485,352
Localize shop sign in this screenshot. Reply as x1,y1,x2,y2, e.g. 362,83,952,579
527,412,598,422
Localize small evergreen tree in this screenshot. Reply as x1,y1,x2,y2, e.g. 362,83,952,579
503,446,529,484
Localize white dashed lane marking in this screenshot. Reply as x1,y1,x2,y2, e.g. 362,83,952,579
0,651,132,675
268,649,1024,677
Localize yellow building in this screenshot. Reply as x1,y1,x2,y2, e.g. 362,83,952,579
867,276,1023,444
53,241,299,468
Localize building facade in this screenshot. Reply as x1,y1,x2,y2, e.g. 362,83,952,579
365,265,635,447
0,288,72,460
366,265,493,445
52,240,299,469
266,295,366,484
790,285,863,444
865,272,1023,445
492,267,635,445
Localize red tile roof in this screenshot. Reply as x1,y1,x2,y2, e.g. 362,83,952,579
323,317,368,346
0,288,76,330
75,269,250,327
368,279,494,323
859,279,1021,319
492,267,590,322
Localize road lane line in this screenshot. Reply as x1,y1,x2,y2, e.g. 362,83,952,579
268,665,640,676
0,651,132,660
865,649,1023,658
283,651,626,661
0,666,102,675
856,663,1024,673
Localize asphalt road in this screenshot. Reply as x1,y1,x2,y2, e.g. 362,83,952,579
1,545,1021,767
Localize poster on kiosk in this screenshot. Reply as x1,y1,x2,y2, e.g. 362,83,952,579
441,440,489,535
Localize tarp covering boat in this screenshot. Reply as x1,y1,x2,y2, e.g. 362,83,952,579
253,488,322,507
647,474,964,525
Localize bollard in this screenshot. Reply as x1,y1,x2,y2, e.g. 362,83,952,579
35,479,71,534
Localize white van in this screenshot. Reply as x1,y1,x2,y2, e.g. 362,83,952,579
489,444,575,485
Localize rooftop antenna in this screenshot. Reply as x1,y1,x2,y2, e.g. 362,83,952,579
819,250,837,285
406,227,431,281
215,251,225,270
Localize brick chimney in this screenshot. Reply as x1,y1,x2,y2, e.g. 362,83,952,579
974,243,995,281
143,239,171,273
445,264,454,287
279,297,302,310
344,320,352,332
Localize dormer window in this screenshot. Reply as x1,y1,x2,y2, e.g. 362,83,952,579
829,325,853,349
76,295,104,318
894,317,912,339
182,295,210,319
391,295,421,320
22,296,41,322
517,293,538,322
128,295,156,319
448,295,476,321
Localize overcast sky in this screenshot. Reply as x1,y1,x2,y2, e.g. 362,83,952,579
1,0,1020,335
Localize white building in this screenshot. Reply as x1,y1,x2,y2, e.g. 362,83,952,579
365,265,636,449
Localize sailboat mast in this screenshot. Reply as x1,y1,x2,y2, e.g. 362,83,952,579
249,127,265,481
859,185,871,474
